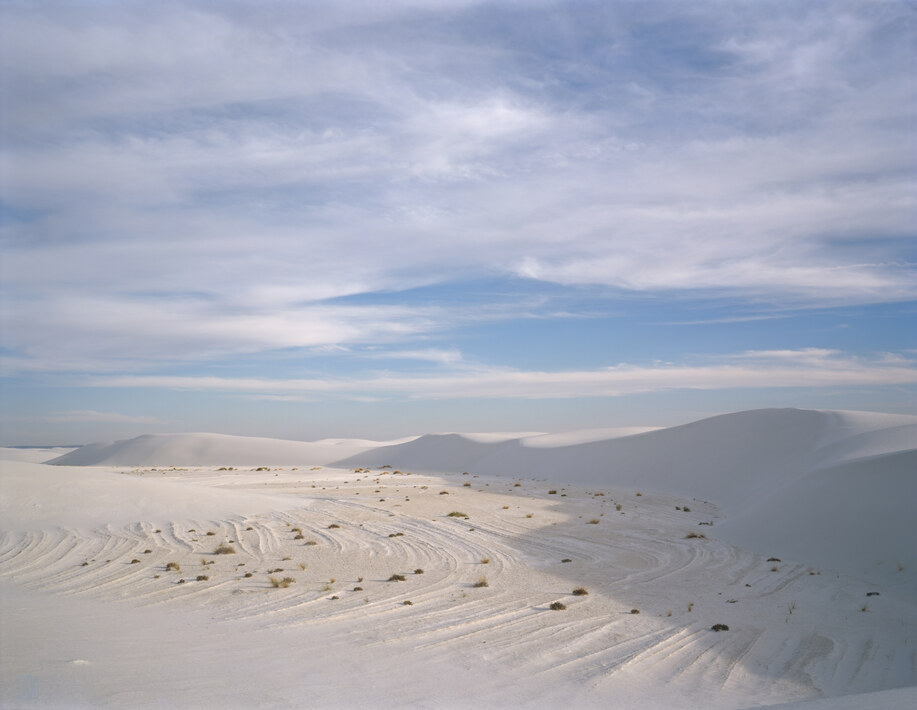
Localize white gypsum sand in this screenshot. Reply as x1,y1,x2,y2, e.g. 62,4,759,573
1,409,915,709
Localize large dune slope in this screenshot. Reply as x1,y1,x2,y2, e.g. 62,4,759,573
336,408,917,592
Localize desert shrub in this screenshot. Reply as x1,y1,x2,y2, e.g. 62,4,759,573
214,544,236,554
561,558,572,563
245,526,253,531
269,576,296,588
501,506,510,510
473,576,488,588
414,568,424,574
615,504,623,511
550,601,567,611
480,557,490,564
548,490,557,495
291,527,302,533
130,559,141,564
306,540,318,546
196,575,209,581
587,519,600,525
572,587,588,596
244,572,253,578
630,609,640,614
327,523,340,529
353,586,364,591
514,483,521,487
294,533,304,540
439,491,449,495
403,600,413,605
206,531,216,536
711,623,729,632
683,506,690,512
81,561,89,567
447,511,469,518
767,557,781,562
166,562,181,572
388,574,406,582
525,513,534,518
684,532,706,539
463,482,471,487
636,492,643,496
143,549,152,554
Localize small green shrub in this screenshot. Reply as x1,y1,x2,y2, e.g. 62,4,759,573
711,623,729,632
572,587,588,596
388,574,406,582
550,601,566,610
447,511,469,518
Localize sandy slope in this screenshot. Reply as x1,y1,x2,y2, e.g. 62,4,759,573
2,409,915,709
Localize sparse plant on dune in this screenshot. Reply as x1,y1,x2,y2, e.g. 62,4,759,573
269,576,296,588
684,532,706,539
196,575,209,581
587,519,600,525
388,574,406,582
214,544,236,554
447,511,469,518
630,609,640,614
414,568,424,574
711,623,729,632
403,600,413,605
473,576,488,588
166,562,181,572
480,557,490,564
550,601,566,610
572,587,588,596
327,523,340,529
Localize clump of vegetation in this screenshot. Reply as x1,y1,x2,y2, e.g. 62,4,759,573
353,586,364,591
480,557,490,564
550,601,567,611
587,519,600,525
684,532,706,539
388,532,404,538
615,503,623,511
572,587,588,596
636,492,643,497
561,558,572,563
269,576,296,588
630,609,640,615
196,575,209,581
294,533,305,540
548,490,557,495
130,559,141,564
473,576,488,588
403,600,413,606
711,623,730,632
463,482,471,487
206,531,216,536
214,544,236,554
244,572,253,578
525,513,534,518
166,562,181,572
388,574,406,582
414,568,424,574
143,549,152,554
439,491,449,495
447,511,469,518
767,557,781,562
327,523,340,529
305,540,318,546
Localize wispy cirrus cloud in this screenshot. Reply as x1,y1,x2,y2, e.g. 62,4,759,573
45,410,168,425
89,350,917,401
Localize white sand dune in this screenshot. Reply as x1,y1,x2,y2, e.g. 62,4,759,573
46,432,416,467
2,408,915,708
337,408,917,592
0,446,76,464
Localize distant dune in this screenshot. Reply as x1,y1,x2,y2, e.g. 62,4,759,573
46,432,416,467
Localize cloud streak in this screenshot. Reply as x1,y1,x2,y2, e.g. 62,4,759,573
89,350,917,401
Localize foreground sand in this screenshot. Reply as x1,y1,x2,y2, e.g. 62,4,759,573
2,410,915,708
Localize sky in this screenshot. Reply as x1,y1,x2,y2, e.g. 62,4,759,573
1,0,915,445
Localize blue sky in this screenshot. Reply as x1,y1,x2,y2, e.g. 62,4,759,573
1,0,915,444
